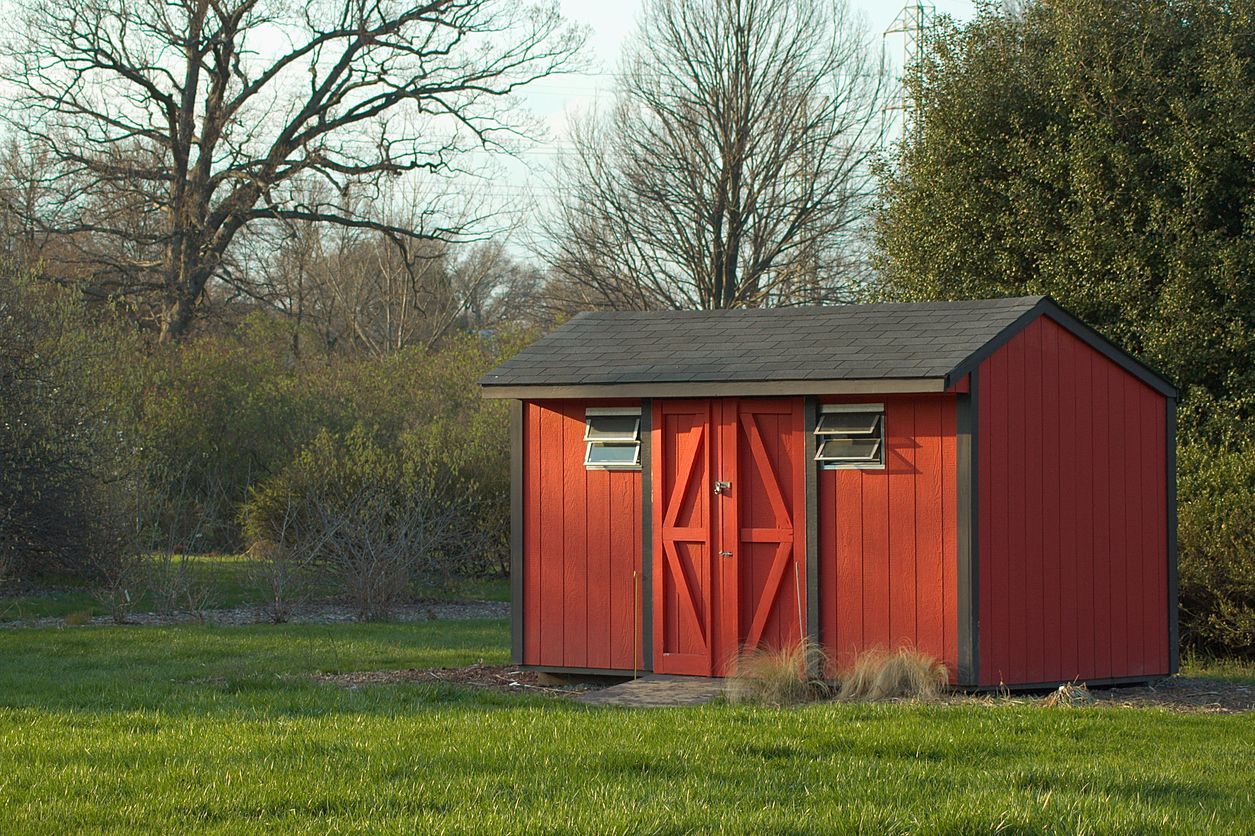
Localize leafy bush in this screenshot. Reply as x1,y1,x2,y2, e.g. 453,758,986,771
1178,438,1255,657
128,315,343,551
0,269,137,581
243,426,491,620
133,318,525,557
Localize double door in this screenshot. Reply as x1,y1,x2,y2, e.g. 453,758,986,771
652,398,807,676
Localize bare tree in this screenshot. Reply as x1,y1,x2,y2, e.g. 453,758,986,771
543,0,887,311
243,179,545,354
3,0,583,339
452,241,547,331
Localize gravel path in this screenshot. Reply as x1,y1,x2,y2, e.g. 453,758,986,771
0,600,508,629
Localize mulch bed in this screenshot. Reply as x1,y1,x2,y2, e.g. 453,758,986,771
315,665,1254,713
314,663,599,697
921,677,1253,714
1060,676,1253,713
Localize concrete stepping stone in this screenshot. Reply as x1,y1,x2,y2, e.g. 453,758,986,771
574,674,724,707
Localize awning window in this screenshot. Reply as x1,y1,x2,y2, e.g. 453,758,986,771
815,405,885,468
585,408,642,469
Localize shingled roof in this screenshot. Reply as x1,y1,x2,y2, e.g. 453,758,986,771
480,296,1176,397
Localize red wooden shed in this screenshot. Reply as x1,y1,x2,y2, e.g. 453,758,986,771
480,296,1178,688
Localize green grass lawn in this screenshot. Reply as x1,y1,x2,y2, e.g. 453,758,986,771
0,621,1251,833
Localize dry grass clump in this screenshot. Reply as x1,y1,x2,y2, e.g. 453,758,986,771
837,648,948,702
63,609,92,626
724,640,832,706
1043,681,1093,707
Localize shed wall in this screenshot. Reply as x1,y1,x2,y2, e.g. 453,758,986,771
522,400,644,670
818,394,959,679
977,316,1169,686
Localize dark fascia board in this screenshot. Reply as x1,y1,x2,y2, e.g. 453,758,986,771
802,396,820,672
640,398,654,674
482,377,947,400
944,296,1178,398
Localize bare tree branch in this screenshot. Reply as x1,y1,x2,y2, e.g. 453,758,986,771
2,0,584,338
542,0,886,312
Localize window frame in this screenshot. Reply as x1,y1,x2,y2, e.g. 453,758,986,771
584,407,643,470
815,403,886,470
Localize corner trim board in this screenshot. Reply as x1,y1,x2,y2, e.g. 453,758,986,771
509,399,524,664
802,396,820,661
640,398,654,673
1166,397,1179,674
956,370,980,687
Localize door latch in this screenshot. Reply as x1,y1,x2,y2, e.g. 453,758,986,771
719,551,733,558
714,480,731,495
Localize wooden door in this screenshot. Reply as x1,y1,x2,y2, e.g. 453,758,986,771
653,398,806,676
728,399,807,667
653,400,716,675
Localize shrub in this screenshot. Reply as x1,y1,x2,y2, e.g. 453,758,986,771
128,315,337,551
247,538,312,624
724,641,831,706
0,269,137,581
836,648,948,702
133,319,528,556
1178,437,1255,657
243,427,479,620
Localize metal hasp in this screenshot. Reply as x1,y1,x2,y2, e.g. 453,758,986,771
714,480,731,494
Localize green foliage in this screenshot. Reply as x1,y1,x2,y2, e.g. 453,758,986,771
3,258,528,593
0,622,1252,831
0,268,140,579
132,316,525,559
1178,438,1255,656
875,0,1255,433
874,0,1255,655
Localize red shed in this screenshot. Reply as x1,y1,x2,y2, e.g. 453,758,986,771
480,297,1178,688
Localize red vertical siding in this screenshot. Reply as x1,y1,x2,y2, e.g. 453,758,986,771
522,400,643,670
732,399,806,663
977,317,1169,686
819,394,959,679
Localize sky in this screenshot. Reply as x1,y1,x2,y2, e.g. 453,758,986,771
485,0,979,245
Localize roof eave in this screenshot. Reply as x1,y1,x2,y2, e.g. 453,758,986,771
480,377,949,400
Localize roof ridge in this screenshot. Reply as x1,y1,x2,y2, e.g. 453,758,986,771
571,296,1046,320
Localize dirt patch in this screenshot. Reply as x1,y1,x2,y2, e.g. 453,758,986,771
314,663,601,697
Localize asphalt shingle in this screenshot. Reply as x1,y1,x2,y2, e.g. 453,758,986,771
481,297,1047,388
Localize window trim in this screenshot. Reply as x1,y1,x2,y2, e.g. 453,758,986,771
584,407,643,470
815,403,886,470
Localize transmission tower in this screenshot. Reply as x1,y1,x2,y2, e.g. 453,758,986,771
884,2,934,139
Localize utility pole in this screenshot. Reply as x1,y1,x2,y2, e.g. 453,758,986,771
884,2,934,140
